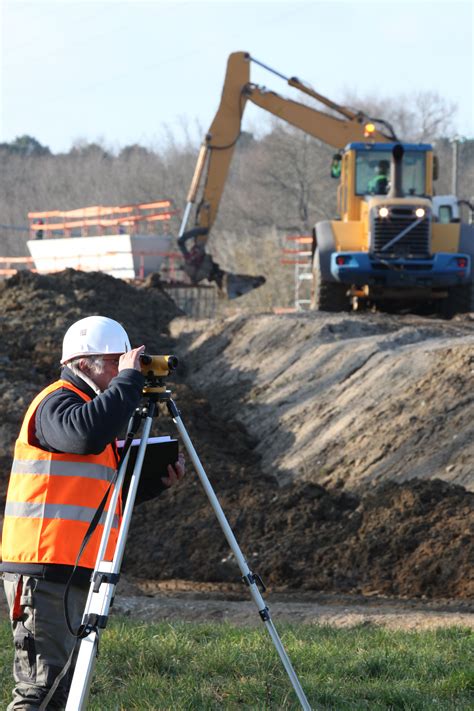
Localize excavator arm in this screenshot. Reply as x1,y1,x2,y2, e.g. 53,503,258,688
178,51,394,298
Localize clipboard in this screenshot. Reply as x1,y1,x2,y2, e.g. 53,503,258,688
117,436,179,504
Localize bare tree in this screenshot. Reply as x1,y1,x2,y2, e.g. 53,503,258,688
342,90,457,142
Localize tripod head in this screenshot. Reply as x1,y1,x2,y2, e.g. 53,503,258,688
140,353,178,397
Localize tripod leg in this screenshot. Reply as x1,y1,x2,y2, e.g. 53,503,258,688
66,406,156,711
167,400,311,711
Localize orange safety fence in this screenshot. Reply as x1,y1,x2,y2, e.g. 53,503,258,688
28,200,174,219
0,256,35,276
280,235,314,312
28,200,179,238
285,235,313,244
29,213,176,233
280,235,313,265
0,256,35,263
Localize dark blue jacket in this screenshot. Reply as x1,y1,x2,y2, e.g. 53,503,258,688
35,366,144,455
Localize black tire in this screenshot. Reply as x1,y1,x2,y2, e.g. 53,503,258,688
310,249,349,312
440,279,474,318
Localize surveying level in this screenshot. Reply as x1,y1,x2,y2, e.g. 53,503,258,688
140,353,178,378
140,353,178,394
65,357,311,711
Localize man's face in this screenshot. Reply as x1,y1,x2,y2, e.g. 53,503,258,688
84,354,122,392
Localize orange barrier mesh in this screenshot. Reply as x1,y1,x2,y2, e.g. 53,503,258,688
0,256,35,264
285,235,312,244
0,256,36,276
280,235,313,265
28,200,178,238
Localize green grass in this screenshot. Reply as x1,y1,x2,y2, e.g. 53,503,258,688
1,620,473,709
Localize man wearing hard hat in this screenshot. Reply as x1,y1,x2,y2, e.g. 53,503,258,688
1,316,184,710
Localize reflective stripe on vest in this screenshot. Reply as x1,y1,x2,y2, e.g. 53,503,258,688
4,501,119,528
1,378,120,568
11,459,116,481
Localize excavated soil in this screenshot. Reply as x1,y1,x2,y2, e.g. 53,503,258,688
0,270,473,613
171,312,474,492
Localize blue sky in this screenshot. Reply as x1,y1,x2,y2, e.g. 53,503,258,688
1,0,473,153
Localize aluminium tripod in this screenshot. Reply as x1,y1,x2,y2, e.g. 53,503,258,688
66,385,311,711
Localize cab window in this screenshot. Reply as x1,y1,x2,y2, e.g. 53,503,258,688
355,150,426,197
438,206,453,224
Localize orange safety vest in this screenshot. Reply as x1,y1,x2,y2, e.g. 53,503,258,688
2,379,121,569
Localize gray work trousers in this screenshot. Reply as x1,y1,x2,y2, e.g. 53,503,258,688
3,574,88,710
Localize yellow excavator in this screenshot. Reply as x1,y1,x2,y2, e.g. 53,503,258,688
178,51,474,314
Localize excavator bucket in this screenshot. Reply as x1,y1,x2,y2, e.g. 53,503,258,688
179,235,266,299
222,271,266,299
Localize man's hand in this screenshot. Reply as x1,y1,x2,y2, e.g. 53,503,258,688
119,345,146,372
161,453,185,488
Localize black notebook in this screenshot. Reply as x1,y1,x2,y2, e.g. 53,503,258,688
117,436,179,504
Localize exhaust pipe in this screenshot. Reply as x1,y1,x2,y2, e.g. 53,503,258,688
388,143,404,198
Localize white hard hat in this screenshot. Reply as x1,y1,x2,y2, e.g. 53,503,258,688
61,316,131,364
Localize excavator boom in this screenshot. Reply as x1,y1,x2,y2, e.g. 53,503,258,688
179,51,394,297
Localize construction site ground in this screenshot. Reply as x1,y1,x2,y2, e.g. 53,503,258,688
0,270,473,630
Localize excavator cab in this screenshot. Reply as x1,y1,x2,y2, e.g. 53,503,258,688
353,147,428,198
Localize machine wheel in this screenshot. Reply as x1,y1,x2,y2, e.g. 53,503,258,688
440,280,474,318
310,249,349,312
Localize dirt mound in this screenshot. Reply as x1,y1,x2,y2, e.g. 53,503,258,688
0,269,180,378
123,382,473,599
171,312,474,491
